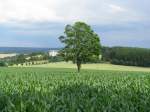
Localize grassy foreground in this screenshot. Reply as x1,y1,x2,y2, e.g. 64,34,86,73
0,67,150,111
32,62,150,72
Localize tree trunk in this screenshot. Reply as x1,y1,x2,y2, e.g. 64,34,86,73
77,61,81,72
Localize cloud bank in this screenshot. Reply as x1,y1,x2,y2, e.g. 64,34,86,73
0,0,150,48
0,0,147,24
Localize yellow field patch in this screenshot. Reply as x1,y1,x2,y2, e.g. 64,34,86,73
31,62,150,72
0,53,16,59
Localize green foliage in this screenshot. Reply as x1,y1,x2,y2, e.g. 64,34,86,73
29,52,49,61
59,22,101,71
102,46,150,67
0,61,8,67
49,56,64,62
16,54,26,63
7,54,26,65
7,52,49,66
0,68,150,111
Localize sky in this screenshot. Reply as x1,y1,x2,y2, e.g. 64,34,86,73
0,0,150,48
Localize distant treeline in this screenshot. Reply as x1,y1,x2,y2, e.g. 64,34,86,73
1,46,150,67
102,47,150,67
0,52,65,67
0,47,60,54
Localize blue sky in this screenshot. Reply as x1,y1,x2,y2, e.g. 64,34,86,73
0,0,150,48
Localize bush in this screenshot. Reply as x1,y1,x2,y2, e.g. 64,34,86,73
0,61,8,67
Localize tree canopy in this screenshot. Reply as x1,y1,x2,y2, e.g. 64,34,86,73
59,22,101,72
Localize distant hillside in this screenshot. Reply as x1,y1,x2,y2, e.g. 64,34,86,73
0,47,61,54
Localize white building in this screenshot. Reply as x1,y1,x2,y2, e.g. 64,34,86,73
49,50,58,57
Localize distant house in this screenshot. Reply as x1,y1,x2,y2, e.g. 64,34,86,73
49,50,59,57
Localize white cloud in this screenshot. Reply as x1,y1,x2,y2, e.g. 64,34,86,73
0,0,146,24
0,0,60,22
109,4,126,14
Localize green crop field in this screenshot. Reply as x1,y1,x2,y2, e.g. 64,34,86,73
1,67,150,112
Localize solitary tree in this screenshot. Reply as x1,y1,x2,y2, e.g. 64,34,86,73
59,22,101,72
